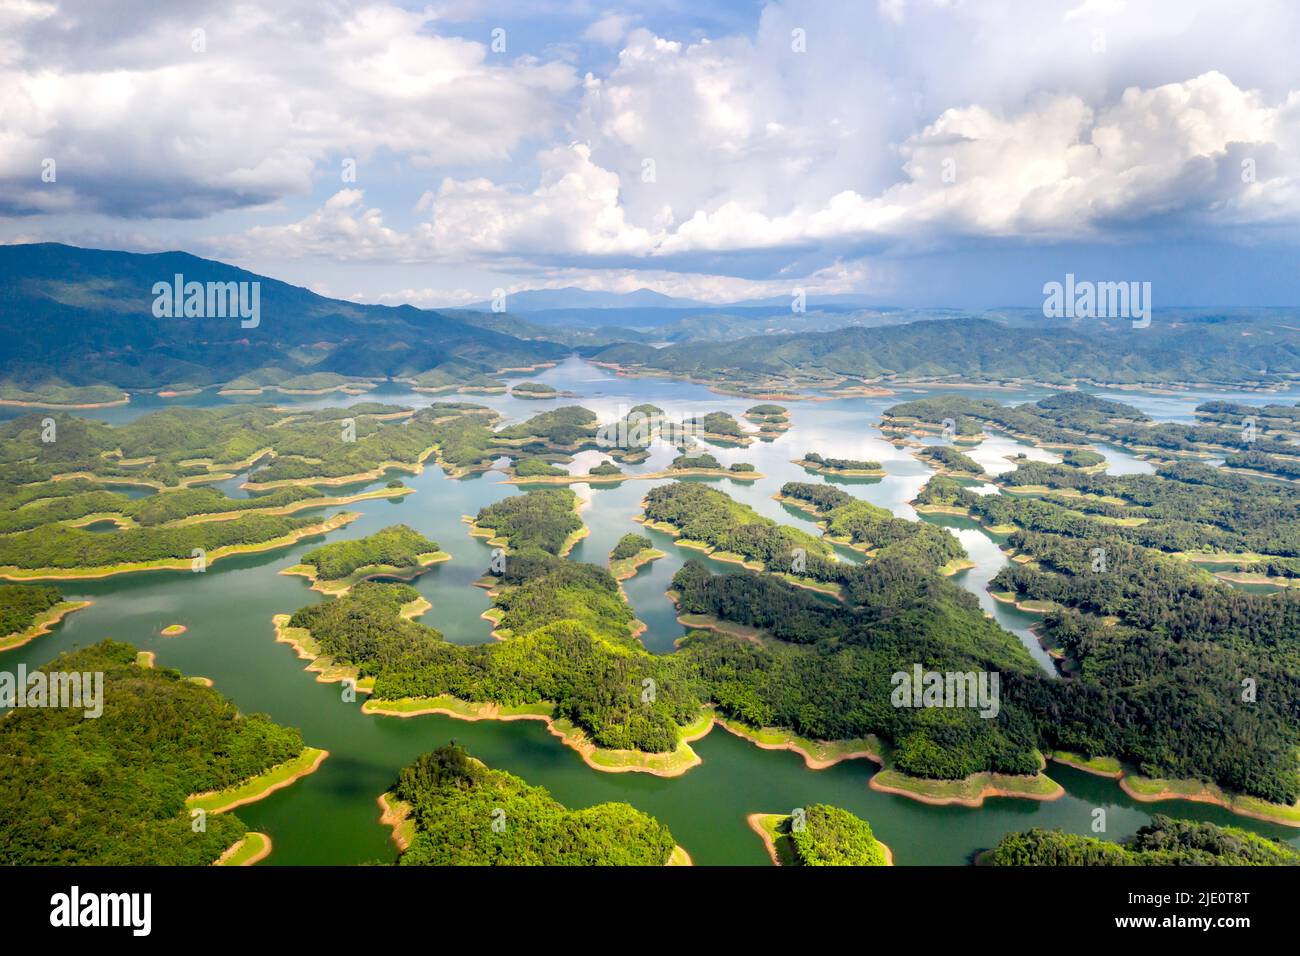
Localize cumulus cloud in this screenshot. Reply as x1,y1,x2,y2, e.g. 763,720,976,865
256,69,1300,266
9,0,1300,302
0,0,577,218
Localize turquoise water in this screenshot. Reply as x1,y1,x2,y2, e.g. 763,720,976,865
10,357,1299,865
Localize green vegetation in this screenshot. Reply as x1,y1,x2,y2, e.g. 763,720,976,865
593,315,1300,389
0,244,563,397
0,641,306,864
694,411,745,438
728,462,755,473
799,451,883,473
513,457,567,478
510,381,558,398
918,445,983,475
296,524,442,582
611,533,655,562
588,460,622,477
495,406,598,446
0,584,63,637
0,512,328,572
473,488,582,555
775,481,967,574
1061,448,1105,468
670,452,722,470
984,815,1300,865
391,744,676,865
289,574,697,754
788,804,889,866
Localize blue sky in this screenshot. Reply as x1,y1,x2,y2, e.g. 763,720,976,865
3,0,1300,308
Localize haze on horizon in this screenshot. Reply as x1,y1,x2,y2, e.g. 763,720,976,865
3,0,1300,310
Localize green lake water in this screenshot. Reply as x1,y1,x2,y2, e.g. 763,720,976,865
13,358,1300,865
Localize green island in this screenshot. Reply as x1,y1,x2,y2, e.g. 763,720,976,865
748,804,892,866
982,815,1300,865
0,640,316,865
685,411,754,446
902,440,1300,820
794,451,885,476
609,533,665,580
0,510,358,580
745,404,791,439
469,487,587,556
916,445,984,476
381,744,682,865
282,523,449,593
509,381,561,399
0,583,91,651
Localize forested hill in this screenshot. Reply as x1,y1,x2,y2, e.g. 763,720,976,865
0,243,564,396
590,315,1300,388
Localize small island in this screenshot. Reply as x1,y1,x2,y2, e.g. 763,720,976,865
745,404,791,439
381,744,684,865
793,451,885,476
281,523,449,594
748,804,892,866
915,445,985,476
160,623,187,637
609,533,665,580
509,381,576,400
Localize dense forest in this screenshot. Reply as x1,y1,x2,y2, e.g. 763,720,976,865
298,524,441,581
787,804,889,866
984,815,1300,865
916,445,983,474
800,451,882,472
0,512,322,570
590,315,1300,389
473,488,582,555
611,533,654,562
392,744,676,865
887,392,1300,463
0,641,305,864
0,583,63,636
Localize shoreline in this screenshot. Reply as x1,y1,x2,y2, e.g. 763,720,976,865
214,832,273,866
747,812,894,866
378,792,415,853
0,599,93,652
0,512,360,581
362,695,709,778
186,747,329,815
280,550,451,595
610,547,665,581
503,466,764,486
868,766,1065,807
791,458,886,477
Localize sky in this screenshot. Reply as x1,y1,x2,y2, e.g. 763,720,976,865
3,0,1300,308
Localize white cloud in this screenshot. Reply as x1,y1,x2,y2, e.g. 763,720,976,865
253,69,1300,265
0,0,577,217
583,12,637,45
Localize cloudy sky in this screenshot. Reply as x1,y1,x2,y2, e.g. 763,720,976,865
4,0,1300,307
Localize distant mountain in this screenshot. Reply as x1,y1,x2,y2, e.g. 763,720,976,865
0,243,565,395
591,315,1300,389
463,287,711,312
